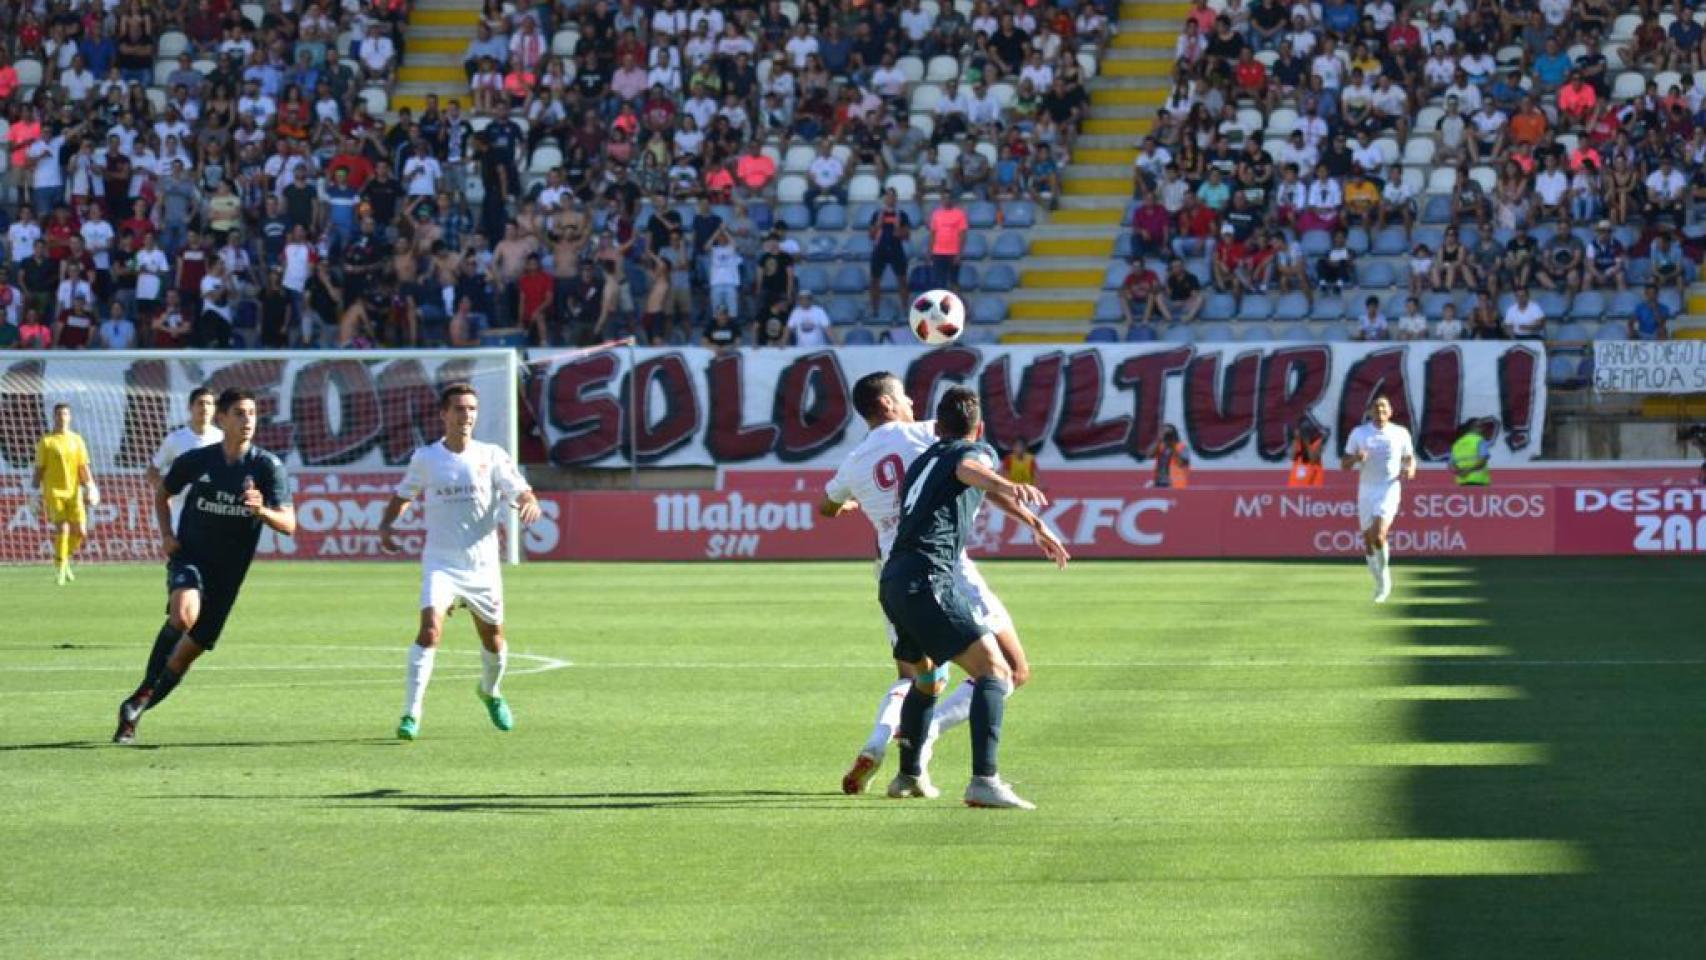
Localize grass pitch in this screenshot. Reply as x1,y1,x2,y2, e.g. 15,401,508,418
1,558,1702,959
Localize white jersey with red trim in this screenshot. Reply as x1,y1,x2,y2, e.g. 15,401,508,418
824,420,936,562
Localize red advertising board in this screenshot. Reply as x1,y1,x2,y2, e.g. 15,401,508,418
5,468,1698,563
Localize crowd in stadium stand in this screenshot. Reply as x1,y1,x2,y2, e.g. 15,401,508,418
1122,0,1691,343
0,0,1117,351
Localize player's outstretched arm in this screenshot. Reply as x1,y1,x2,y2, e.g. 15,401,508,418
988,489,1070,569
514,490,542,526
955,456,1047,508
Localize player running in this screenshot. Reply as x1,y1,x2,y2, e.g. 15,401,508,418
1341,395,1416,603
34,403,98,585
822,372,1043,796
149,387,223,525
880,387,1069,810
113,389,296,744
379,383,541,741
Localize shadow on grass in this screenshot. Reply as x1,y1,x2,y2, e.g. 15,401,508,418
152,787,849,814
0,738,399,752
1400,558,1706,958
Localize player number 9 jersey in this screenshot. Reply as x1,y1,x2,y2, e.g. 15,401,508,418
823,420,937,561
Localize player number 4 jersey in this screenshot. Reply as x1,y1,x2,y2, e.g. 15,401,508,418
824,420,937,561
396,440,530,572
1346,422,1415,489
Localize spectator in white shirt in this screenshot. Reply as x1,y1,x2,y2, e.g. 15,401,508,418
1436,303,1465,340
509,16,546,73
1501,287,1546,339
7,209,41,265
900,0,936,46
1468,100,1506,163
1350,131,1385,177
804,142,847,206
1354,296,1390,340
1395,297,1430,340
1533,155,1569,220
786,290,836,346
784,23,819,68
358,24,397,83
1645,158,1688,222
59,55,97,102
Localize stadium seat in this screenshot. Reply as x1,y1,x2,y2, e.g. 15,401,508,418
1272,292,1310,321
1420,292,1455,319
981,264,1018,292
1102,263,1127,290
956,264,981,291
1300,231,1332,257
1239,294,1273,320
777,203,812,230
1626,258,1653,285
1092,293,1123,323
1161,324,1195,343
896,56,925,84
528,145,562,175
908,265,935,290
831,265,865,294
885,174,917,201
1267,108,1298,136
925,55,959,82
1570,291,1608,321
842,326,877,345
909,84,942,114
1552,322,1592,343
1310,296,1347,322
840,233,874,261
1126,323,1158,342
783,145,816,173
1345,227,1370,254
966,201,998,229
358,87,387,115
777,176,808,204
969,297,1008,325
1086,326,1119,343
1414,106,1444,133
815,204,848,230
1426,167,1458,194
806,236,839,262
1403,138,1435,166
1372,227,1409,256
1421,194,1453,224
1547,354,1584,387
1360,261,1396,288
1413,226,1444,250
1198,321,1235,341
552,29,580,56
1274,324,1314,342
991,232,1027,259
1316,324,1352,342
908,113,935,140
797,265,831,294
962,232,989,260
1001,201,1037,228
1203,294,1238,321
848,175,882,204
827,299,861,327
157,31,188,59
1535,290,1570,318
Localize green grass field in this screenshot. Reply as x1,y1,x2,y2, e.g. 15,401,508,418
1,558,1702,959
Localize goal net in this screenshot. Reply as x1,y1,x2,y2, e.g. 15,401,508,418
0,350,521,566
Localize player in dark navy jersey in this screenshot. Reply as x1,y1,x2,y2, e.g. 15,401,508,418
879,387,1068,809
113,388,297,744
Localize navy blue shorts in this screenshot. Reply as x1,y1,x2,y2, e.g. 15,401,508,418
879,571,986,667
166,558,240,649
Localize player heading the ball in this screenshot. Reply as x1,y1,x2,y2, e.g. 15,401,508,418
114,389,297,745
380,383,541,741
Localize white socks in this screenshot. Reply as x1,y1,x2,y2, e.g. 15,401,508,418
403,644,436,719
480,647,507,698
1367,550,1383,584
863,679,911,758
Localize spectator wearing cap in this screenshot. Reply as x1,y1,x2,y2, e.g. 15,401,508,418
1630,285,1674,340
1584,221,1626,290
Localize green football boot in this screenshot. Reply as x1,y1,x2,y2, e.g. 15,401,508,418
477,688,514,731
396,715,419,740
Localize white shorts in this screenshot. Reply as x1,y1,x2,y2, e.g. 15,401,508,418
420,565,504,625
1357,483,1402,529
876,553,1014,651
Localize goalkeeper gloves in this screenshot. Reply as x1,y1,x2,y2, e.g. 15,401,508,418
83,482,100,507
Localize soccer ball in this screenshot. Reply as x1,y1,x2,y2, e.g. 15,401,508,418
909,290,966,345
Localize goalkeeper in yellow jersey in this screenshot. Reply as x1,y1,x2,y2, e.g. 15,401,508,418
34,404,98,585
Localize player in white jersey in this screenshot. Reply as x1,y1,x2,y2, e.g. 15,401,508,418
1341,395,1416,603
821,371,1050,796
148,387,223,526
379,383,541,740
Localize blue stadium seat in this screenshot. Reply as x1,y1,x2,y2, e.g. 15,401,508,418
1310,296,1348,321
797,265,831,294
1458,226,1480,248
899,202,923,225
874,298,906,325
1300,231,1332,256
969,296,1008,324
1613,225,1639,247
1659,288,1683,312
1161,324,1195,343
749,203,775,230
815,204,848,230
908,265,935,290
827,299,861,327
1197,321,1235,341
1275,323,1314,342
1530,225,1556,247
1492,228,1515,246
1626,258,1653,285
1547,353,1583,387
1551,322,1591,342
1316,323,1352,342
1345,228,1370,254
1421,195,1453,223
842,326,877,345
966,201,998,229
1607,290,1641,319
778,204,812,231
1420,292,1454,319
1093,292,1123,323
878,268,901,292
806,236,839,262
831,265,866,294
1102,262,1127,289
957,264,981,291
991,232,1027,259
1570,291,1607,319
1535,291,1569,317
1412,226,1444,250
1360,261,1397,288
1001,201,1037,228
981,264,1018,292
962,232,989,260
1372,226,1409,256
841,233,874,260
1272,292,1310,321
851,203,879,226
1239,294,1274,320
1085,325,1119,343
1125,323,1158,341
1203,293,1238,321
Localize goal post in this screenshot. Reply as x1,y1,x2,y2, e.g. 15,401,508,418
0,349,523,567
